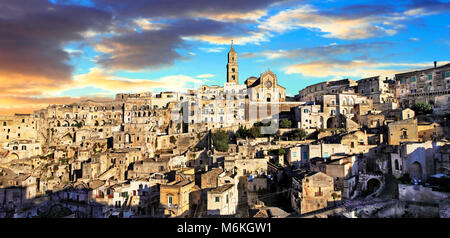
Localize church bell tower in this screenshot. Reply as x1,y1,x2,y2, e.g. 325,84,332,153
227,41,238,84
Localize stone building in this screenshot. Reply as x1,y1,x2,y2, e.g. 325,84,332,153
394,62,450,109
417,122,445,142
357,76,393,104
159,180,195,217
388,118,419,145
201,168,223,189
291,171,340,214
0,114,39,145
206,184,238,216
391,141,446,181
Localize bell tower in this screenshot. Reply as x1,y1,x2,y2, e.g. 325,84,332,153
227,40,238,84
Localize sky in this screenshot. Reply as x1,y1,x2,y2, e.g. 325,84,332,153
0,0,449,115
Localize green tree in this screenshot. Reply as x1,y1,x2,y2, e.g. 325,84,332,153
249,127,261,138
212,130,230,152
236,126,249,139
289,129,307,141
411,102,433,115
279,119,292,128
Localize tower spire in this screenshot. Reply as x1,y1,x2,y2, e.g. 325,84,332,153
227,39,238,84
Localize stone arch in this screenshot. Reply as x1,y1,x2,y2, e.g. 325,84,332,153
327,117,333,129
8,152,20,161
409,161,423,180
366,178,381,194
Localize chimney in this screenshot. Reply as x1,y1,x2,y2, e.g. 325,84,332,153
434,61,437,68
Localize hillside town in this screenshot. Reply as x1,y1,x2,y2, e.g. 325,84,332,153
1,44,449,218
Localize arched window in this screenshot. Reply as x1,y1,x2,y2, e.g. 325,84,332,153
342,98,347,105
395,160,399,170
349,98,354,105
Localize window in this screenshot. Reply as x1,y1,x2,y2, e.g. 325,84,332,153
232,68,235,72
226,194,229,204
21,146,26,150
428,75,432,80
293,152,297,157
215,196,220,202
445,72,450,78
411,76,416,82
401,129,408,139
168,195,173,207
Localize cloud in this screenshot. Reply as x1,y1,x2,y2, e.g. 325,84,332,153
199,47,226,53
283,60,449,79
95,19,229,70
409,37,420,41
193,10,268,23
0,0,112,96
133,18,167,31
258,5,403,39
240,42,391,60
91,0,284,20
0,67,210,115
258,2,450,40
73,68,166,91
184,31,270,45
196,74,215,78
72,68,206,93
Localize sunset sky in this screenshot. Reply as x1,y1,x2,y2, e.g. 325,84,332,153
0,0,449,115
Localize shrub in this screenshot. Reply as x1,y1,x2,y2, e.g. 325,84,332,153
411,102,432,115
288,129,307,141
212,130,229,152
279,119,292,128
